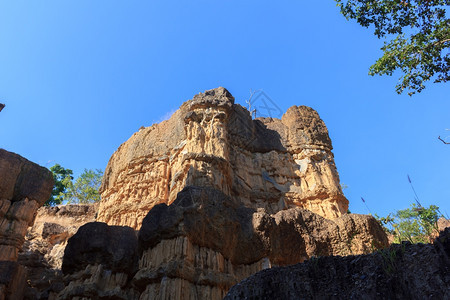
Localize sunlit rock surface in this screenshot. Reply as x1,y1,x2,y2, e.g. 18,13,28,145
98,87,348,229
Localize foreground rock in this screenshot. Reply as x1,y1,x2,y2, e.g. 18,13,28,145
225,228,450,299
0,149,53,300
59,186,388,299
98,87,348,229
58,222,139,300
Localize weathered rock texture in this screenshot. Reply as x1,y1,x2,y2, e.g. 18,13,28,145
225,228,450,300
0,149,53,300
59,186,388,299
98,87,348,229
19,204,98,299
58,222,139,300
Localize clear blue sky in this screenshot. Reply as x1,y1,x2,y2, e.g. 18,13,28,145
1,1,449,217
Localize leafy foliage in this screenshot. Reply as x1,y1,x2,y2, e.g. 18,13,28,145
46,164,73,206
335,0,450,95
64,169,103,204
376,203,442,243
45,165,103,205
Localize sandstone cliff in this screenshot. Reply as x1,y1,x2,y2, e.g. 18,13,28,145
58,186,388,300
0,149,53,300
98,87,348,229
8,88,394,299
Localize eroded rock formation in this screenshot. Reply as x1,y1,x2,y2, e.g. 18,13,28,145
0,149,53,300
19,204,98,299
225,228,450,299
59,186,388,299
98,87,348,229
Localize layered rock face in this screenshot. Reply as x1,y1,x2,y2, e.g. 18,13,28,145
0,149,53,300
225,228,450,299
55,88,391,299
0,149,54,261
98,87,348,229
59,186,388,300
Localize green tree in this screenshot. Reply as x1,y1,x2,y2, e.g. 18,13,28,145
65,169,103,204
377,203,442,243
335,0,450,95
46,164,74,206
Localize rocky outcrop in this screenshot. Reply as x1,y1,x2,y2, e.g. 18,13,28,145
59,186,388,299
57,222,139,300
135,187,386,298
98,87,348,229
19,204,98,299
225,228,450,299
0,149,53,300
0,104,4,112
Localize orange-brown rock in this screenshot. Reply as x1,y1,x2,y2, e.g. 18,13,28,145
19,204,98,299
98,87,348,229
0,149,53,261
0,149,53,300
59,186,388,300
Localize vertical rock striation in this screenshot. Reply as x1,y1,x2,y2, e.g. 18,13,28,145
98,87,348,229
55,88,390,299
59,186,388,299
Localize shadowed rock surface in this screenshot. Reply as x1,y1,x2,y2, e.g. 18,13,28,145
59,186,388,299
225,228,450,300
62,222,138,275
57,222,139,300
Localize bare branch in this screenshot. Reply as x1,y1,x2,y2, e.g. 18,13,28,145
438,136,450,145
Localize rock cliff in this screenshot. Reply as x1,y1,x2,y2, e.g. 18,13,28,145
10,88,396,299
58,186,388,299
0,149,53,300
98,87,348,229
225,228,450,299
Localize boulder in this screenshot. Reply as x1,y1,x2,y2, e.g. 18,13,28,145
62,222,138,275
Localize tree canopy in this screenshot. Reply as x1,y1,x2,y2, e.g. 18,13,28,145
377,203,442,243
46,164,103,205
46,164,73,206
335,0,450,95
64,169,103,204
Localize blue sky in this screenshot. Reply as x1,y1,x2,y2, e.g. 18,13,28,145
1,1,449,217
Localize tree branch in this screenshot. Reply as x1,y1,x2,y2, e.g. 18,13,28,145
438,136,450,144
